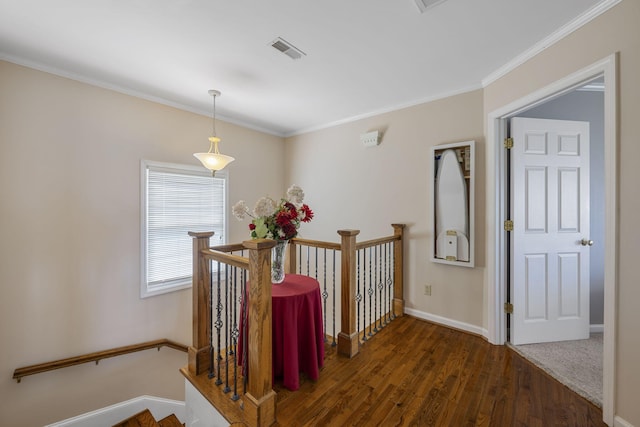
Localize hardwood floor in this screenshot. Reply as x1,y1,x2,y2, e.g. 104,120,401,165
272,315,606,426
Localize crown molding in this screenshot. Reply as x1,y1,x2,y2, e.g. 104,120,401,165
482,0,622,88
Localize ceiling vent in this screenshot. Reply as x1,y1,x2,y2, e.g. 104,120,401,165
413,0,447,13
271,37,306,60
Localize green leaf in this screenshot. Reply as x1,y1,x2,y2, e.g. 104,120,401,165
253,218,268,238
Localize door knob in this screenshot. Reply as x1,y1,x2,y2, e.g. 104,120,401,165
581,239,594,246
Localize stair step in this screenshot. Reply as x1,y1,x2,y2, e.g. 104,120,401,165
112,409,159,427
158,414,183,427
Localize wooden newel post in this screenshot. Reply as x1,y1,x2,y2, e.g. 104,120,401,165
242,239,276,427
392,224,406,317
337,229,360,358
187,231,215,375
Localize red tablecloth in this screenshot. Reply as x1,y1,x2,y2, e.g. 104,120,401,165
239,274,325,391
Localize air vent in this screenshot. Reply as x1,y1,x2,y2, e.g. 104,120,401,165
270,37,306,60
413,0,447,13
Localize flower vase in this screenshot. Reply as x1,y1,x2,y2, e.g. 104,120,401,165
271,240,288,284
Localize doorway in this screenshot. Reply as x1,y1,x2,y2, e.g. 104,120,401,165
486,54,618,425
506,91,604,405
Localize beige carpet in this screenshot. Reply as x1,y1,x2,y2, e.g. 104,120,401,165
508,333,603,407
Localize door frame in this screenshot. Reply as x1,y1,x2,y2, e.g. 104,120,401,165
485,53,618,424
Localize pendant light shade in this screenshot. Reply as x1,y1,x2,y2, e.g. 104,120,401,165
194,90,235,176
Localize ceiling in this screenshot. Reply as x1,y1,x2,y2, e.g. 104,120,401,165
0,0,607,136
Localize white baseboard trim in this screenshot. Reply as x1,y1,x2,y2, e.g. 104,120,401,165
614,415,635,427
590,324,604,333
404,308,488,339
46,395,185,427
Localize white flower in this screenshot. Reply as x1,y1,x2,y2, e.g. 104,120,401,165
253,197,277,218
232,200,248,220
286,185,304,205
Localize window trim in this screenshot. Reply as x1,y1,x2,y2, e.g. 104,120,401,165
140,159,228,298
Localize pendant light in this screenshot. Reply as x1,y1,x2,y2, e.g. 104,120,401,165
194,89,235,176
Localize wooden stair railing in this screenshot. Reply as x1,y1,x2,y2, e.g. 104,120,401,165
12,339,188,383
289,224,406,358
186,233,276,427
185,224,405,427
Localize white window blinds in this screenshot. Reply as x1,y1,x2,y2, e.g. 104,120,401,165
141,160,226,297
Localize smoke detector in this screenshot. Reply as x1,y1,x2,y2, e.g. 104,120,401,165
413,0,447,13
270,37,306,60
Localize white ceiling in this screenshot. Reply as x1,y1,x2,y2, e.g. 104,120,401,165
0,0,608,136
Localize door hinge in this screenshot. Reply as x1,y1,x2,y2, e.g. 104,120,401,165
504,302,514,314
504,137,513,149
504,220,513,231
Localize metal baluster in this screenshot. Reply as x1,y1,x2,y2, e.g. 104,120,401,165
378,244,384,330
373,245,379,333
331,249,337,346
298,245,302,274
384,243,389,325
390,242,396,319
322,248,328,344
215,265,225,385
368,247,373,337
315,246,318,280
223,267,232,393
306,245,310,276
357,249,364,341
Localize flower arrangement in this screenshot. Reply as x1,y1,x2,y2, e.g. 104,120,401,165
232,185,314,241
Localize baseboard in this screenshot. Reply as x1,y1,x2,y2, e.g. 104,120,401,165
590,324,604,333
614,415,635,427
46,395,185,427
404,307,488,339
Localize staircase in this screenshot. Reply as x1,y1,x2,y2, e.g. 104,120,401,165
112,409,183,427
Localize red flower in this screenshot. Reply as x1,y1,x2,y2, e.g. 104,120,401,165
282,222,297,239
283,202,297,219
249,223,256,230
300,204,314,222
275,210,292,226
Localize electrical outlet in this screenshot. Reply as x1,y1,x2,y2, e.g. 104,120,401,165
424,284,432,296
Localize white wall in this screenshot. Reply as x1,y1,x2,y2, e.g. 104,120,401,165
0,61,285,427
285,90,486,330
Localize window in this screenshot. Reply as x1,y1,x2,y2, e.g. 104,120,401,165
141,160,227,297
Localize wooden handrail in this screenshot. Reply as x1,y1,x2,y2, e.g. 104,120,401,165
209,243,247,253
201,248,250,269
290,237,341,251
355,234,400,250
12,339,188,383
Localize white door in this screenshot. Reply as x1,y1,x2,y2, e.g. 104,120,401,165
511,117,591,345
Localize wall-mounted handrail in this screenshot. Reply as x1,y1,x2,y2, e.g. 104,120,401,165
12,339,188,383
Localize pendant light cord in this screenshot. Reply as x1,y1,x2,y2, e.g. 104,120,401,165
212,93,217,138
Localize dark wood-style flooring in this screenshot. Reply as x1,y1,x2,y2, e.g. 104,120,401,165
272,315,606,427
